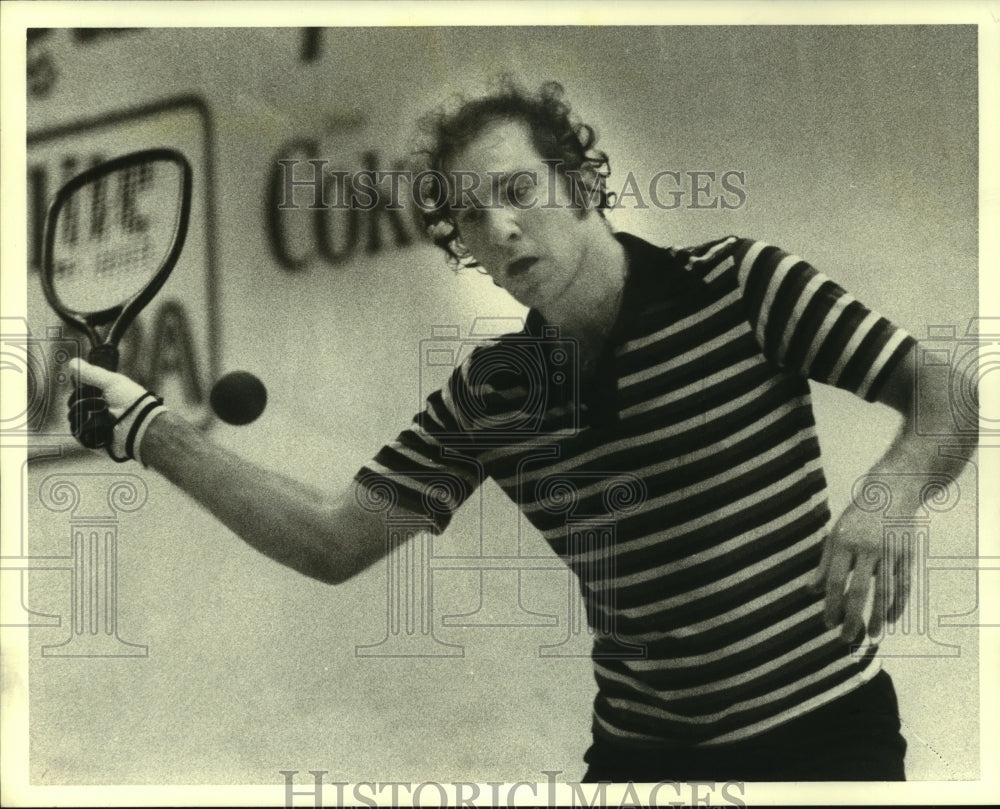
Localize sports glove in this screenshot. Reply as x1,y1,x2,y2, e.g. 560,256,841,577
69,358,166,465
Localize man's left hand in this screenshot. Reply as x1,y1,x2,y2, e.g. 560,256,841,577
808,505,910,643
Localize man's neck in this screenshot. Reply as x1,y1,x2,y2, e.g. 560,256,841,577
539,225,628,346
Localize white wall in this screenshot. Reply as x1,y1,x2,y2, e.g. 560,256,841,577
12,25,981,786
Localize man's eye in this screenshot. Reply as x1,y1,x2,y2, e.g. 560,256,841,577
507,177,535,206
459,206,484,224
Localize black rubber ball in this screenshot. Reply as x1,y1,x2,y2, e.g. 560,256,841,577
210,371,267,425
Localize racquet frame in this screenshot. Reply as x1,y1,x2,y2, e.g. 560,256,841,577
40,147,193,371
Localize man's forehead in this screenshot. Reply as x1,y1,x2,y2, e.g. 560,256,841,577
450,118,542,174
442,121,547,207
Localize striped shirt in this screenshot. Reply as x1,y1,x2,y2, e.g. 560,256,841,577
355,232,915,747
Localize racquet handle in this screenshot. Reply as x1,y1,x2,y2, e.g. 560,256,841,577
89,343,120,372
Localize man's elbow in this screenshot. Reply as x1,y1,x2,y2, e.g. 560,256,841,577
909,344,980,442
306,549,364,586
275,530,366,586
307,563,348,586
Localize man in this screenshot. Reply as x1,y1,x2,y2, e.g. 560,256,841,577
71,79,975,781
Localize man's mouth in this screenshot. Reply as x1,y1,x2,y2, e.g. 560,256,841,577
506,257,538,277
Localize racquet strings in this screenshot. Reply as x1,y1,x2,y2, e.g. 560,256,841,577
52,162,171,314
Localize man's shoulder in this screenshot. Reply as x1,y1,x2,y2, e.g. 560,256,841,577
667,234,787,289
671,234,754,266
618,231,758,270
617,232,757,295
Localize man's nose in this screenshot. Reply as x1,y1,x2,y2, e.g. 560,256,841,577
488,207,521,243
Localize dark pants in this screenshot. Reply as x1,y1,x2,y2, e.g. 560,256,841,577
583,671,907,782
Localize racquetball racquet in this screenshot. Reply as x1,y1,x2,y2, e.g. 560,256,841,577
40,147,193,449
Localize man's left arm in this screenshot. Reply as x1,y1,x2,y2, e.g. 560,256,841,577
808,341,978,641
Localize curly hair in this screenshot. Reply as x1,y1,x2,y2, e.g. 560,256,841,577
415,77,614,270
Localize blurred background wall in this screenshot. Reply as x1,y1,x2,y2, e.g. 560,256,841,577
8,25,981,785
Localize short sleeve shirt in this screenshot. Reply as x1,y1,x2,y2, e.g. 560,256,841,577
355,232,915,746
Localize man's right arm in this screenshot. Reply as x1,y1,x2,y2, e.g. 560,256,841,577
141,410,399,585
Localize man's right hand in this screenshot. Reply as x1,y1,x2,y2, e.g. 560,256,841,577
69,359,166,464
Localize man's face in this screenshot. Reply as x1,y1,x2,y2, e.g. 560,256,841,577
445,119,594,312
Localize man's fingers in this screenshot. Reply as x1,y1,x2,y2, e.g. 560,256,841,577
868,561,887,639
823,547,853,630
887,550,913,624
842,554,877,642
70,358,149,414
808,537,833,592
71,357,116,389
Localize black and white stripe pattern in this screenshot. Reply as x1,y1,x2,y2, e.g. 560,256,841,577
356,232,914,747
